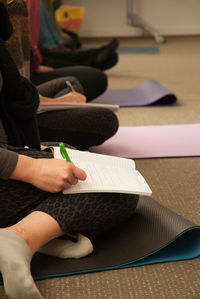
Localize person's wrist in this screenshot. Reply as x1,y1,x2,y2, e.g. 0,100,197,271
39,94,52,102
10,154,37,184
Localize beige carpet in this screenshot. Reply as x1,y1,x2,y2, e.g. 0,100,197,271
1,36,200,299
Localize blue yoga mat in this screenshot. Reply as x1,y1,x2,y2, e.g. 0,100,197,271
92,80,177,107
1,196,197,283
117,46,159,54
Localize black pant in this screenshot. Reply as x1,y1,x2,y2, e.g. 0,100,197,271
31,65,107,101
36,75,119,150
37,108,118,150
40,47,97,69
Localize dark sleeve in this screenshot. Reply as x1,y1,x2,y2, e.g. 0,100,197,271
0,148,18,179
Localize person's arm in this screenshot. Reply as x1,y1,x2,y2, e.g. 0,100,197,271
0,148,19,179
10,153,87,193
0,148,86,192
39,92,86,103
35,65,54,72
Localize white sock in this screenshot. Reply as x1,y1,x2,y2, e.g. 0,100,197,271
0,230,44,299
38,233,93,259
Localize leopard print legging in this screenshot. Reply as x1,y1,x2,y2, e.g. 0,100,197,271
0,144,139,238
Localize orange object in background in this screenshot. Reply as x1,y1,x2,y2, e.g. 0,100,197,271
56,5,84,34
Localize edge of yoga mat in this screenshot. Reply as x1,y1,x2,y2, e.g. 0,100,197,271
89,124,200,159
31,227,200,282
1,196,199,284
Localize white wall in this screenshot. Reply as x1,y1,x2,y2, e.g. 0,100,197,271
63,0,200,37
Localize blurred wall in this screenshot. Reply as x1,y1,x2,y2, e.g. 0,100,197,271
63,0,200,37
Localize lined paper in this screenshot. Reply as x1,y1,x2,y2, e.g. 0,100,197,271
53,147,152,196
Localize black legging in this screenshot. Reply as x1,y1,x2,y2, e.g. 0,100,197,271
38,40,118,72
36,75,119,150
31,65,107,101
40,47,98,69
37,107,119,150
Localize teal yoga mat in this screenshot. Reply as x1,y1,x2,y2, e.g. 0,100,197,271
0,196,199,284
1,196,197,282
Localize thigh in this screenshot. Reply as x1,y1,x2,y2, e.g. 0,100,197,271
37,76,84,98
35,192,139,238
40,47,93,68
0,178,48,227
37,107,119,150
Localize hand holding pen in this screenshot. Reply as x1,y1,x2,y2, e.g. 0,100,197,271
58,142,87,188
64,80,86,103
20,143,86,193
66,80,74,93
59,142,72,162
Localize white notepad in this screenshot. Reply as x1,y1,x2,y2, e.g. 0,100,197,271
53,147,152,196
37,102,119,114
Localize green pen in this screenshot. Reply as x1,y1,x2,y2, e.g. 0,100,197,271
59,142,72,163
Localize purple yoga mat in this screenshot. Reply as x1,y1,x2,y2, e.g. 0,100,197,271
90,124,200,158
92,80,177,107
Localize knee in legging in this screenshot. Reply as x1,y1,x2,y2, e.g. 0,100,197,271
92,108,119,138
56,193,139,238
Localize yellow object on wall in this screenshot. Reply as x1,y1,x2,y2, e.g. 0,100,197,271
55,5,84,34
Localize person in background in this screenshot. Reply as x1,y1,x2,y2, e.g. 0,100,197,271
38,0,119,71
12,0,109,100
6,0,119,150
41,0,81,50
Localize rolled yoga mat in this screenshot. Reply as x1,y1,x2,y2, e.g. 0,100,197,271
1,196,197,283
92,80,177,107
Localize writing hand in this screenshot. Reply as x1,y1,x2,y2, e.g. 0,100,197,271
10,155,87,193
35,65,54,72
55,91,87,103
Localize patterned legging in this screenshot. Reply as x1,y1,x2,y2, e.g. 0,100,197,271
0,144,139,238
